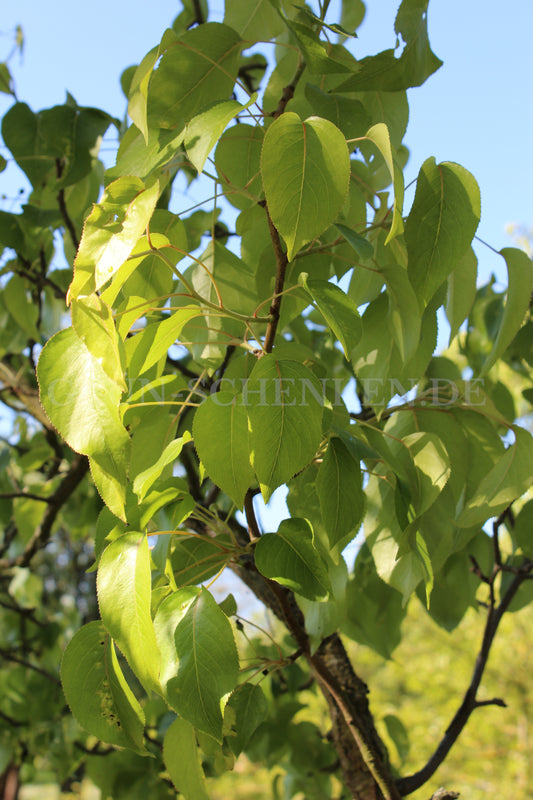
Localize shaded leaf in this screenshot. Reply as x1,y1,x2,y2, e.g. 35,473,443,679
61,621,146,753
299,275,362,359
163,717,210,800
457,426,533,527
193,392,255,509
227,684,269,756
246,356,324,500
481,248,533,374
255,518,331,600
316,437,364,549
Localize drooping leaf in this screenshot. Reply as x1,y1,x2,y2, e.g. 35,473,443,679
170,535,234,588
246,356,324,500
61,621,146,753
457,426,533,527
406,158,481,304
193,392,255,509
372,263,419,363
299,275,362,359
335,222,374,260
227,684,269,756
37,328,130,519
163,717,210,800
153,587,200,693
343,544,407,659
97,533,162,695
215,124,264,209
167,587,239,741
316,437,365,549
481,248,533,374
255,518,331,600
67,176,160,301
125,306,202,378
445,247,478,344
261,112,350,261
362,123,404,242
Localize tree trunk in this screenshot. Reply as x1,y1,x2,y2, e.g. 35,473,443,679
0,763,20,800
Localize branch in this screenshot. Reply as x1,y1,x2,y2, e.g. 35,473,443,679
396,559,533,796
271,60,306,119
56,158,79,251
0,455,89,570
244,488,262,542
262,202,289,353
0,646,60,686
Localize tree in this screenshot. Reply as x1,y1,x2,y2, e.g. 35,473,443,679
0,1,532,799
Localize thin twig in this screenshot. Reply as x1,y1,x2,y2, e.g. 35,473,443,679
244,489,262,542
56,158,79,251
262,203,289,353
396,557,533,795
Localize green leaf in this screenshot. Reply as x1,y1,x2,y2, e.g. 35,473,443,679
67,176,160,302
362,123,404,242
163,717,210,800
37,328,130,519
299,275,362,359
406,158,481,304
261,113,350,261
457,426,533,527
445,247,478,344
316,437,364,549
61,621,146,753
227,684,269,756
185,97,256,174
3,275,39,340
246,356,324,501
71,294,126,390
167,587,239,741
215,124,264,209
481,248,533,374
193,393,255,509
0,63,13,95
224,0,285,41
148,24,243,132
255,518,331,600
97,533,162,695
133,432,191,502
333,0,442,92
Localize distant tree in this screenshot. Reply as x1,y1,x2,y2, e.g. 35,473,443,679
1,2,532,799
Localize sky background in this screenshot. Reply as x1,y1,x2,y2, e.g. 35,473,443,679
1,0,532,543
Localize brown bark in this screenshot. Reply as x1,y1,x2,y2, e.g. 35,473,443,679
231,554,398,799
0,763,20,800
